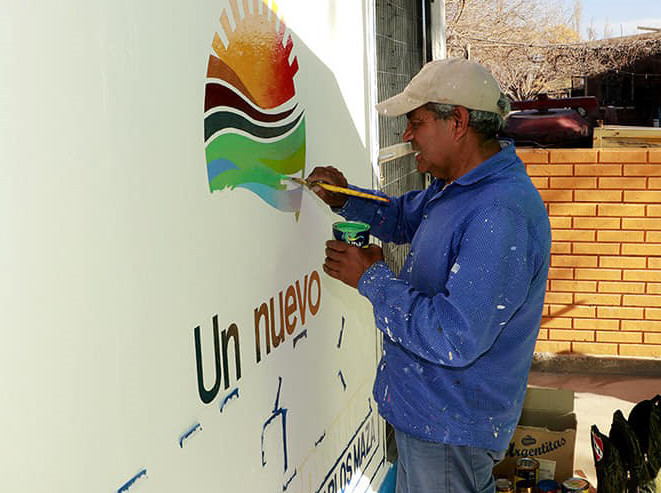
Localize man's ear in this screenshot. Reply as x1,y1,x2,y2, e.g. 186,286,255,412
452,106,470,139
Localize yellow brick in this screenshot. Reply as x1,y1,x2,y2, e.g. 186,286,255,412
519,149,549,163
648,205,661,217
648,150,661,163
574,318,620,330
598,204,646,217
622,319,661,331
531,177,549,189
551,280,597,292
550,149,598,163
598,230,644,242
575,268,621,280
599,177,647,189
619,344,661,358
599,281,646,293
573,243,620,255
553,255,598,268
538,328,549,340
550,217,572,228
549,203,597,216
598,306,644,319
572,342,618,355
623,218,661,230
541,317,573,329
527,164,573,176
549,329,594,341
648,283,661,294
553,230,595,242
576,293,622,305
551,242,572,254
540,190,573,202
573,217,621,230
648,231,661,242
550,177,597,189
535,341,571,353
623,164,661,176
622,244,661,256
645,333,661,344
596,331,643,343
651,258,661,269
574,164,622,176
645,308,661,320
544,292,574,304
600,149,648,163
548,304,596,318
548,268,574,280
600,256,646,269
623,270,661,282
624,190,661,203
649,178,661,189
623,294,661,307
575,190,622,202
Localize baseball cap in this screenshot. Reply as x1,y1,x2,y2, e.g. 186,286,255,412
376,58,508,118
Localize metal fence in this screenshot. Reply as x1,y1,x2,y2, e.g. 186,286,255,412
375,0,427,274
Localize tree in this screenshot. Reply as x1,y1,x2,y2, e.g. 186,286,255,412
444,0,582,100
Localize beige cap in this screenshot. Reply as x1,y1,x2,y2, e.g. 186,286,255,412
376,58,507,117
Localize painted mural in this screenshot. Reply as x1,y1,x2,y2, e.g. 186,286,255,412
0,0,384,491
204,0,306,213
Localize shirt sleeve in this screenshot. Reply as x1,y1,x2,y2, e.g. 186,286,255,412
357,205,539,367
334,183,441,245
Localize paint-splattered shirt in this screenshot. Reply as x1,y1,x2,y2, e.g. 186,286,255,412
335,142,551,451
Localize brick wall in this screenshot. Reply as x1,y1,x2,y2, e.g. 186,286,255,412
517,148,661,359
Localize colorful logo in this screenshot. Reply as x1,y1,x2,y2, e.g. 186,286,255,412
204,0,306,213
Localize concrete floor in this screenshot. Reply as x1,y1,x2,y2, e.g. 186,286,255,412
528,371,661,487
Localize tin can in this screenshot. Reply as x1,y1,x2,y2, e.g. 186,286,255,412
332,221,370,248
561,477,590,493
495,478,514,493
538,479,560,492
514,457,540,486
515,480,535,493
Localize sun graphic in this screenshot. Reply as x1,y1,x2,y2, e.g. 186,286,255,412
211,0,299,109
204,0,306,214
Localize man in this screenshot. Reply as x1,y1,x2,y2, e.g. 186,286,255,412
307,58,551,493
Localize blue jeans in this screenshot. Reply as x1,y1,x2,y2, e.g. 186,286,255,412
394,428,505,493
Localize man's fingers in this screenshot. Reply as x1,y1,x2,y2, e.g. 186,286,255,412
326,239,349,252
322,263,340,280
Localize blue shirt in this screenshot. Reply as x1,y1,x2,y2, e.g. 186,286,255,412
336,142,551,451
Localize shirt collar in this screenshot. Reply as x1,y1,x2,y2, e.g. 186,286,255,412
449,139,518,188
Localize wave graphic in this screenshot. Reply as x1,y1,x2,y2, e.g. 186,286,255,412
204,3,305,214
204,109,303,142
205,97,306,212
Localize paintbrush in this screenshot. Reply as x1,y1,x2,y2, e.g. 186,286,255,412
285,176,390,203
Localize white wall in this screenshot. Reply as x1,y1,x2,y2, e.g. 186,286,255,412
0,0,385,491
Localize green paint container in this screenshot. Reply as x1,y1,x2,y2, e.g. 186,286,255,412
332,221,371,248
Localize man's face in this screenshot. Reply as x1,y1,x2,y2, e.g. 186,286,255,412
402,106,454,180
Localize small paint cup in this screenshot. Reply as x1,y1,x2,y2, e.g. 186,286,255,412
332,221,371,248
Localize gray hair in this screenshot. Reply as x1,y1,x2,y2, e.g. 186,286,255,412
426,93,510,140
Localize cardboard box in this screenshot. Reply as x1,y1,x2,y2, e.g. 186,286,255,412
493,386,577,483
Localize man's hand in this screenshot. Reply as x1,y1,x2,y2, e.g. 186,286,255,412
323,241,384,288
306,166,349,208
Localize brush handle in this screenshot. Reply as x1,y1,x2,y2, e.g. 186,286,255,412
317,182,390,203
285,175,390,203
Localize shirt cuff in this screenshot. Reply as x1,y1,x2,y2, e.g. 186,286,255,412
357,261,394,302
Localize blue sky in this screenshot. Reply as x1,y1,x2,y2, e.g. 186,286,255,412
575,0,661,39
